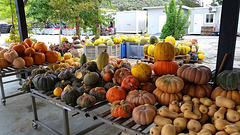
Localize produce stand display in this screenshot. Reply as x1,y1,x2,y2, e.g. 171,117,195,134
0,63,57,106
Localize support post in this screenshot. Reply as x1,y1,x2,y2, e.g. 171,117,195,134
14,0,28,41
216,0,240,72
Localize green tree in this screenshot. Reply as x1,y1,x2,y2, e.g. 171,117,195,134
160,0,190,40
180,0,201,7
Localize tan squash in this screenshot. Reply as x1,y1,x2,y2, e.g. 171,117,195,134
4,50,18,63
236,105,240,111
187,120,202,132
180,103,193,112
197,129,212,135
214,107,226,119
150,126,162,135
202,98,213,106
208,106,217,117
173,118,187,131
184,110,201,119
202,123,216,134
161,124,176,135
169,103,180,113
216,96,235,109
193,103,202,117
215,131,228,135
192,98,200,104
13,57,25,68
174,125,181,134
199,105,208,114
132,105,156,125
199,114,209,125
158,107,179,118
153,115,172,126
226,109,240,122
223,124,240,134
183,95,191,101
184,100,194,106
214,119,232,131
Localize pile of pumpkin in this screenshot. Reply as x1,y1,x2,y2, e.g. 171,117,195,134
0,38,59,69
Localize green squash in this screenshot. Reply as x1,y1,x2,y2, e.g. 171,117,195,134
22,79,32,92
75,68,89,80
32,71,58,91
55,80,71,89
31,66,51,77
150,35,158,44
83,72,99,86
97,50,109,71
104,79,119,90
58,68,73,80
72,80,83,88
76,93,96,108
78,84,93,95
71,66,81,74
143,44,149,54
141,37,148,43
61,86,80,105
216,70,240,90
80,53,87,65
89,87,106,101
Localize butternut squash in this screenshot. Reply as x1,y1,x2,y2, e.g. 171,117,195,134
215,131,228,135
193,103,202,117
202,123,216,134
223,124,240,134
171,100,179,106
231,133,240,135
216,96,235,109
184,110,201,119
150,126,162,135
211,117,217,124
199,105,208,114
174,125,181,134
178,133,188,135
183,95,191,101
197,129,212,135
173,118,187,131
179,112,184,117
169,103,180,113
236,105,240,111
187,120,202,132
153,115,172,126
199,114,209,125
214,107,226,119
226,109,240,122
181,103,193,112
192,98,200,104
159,107,179,118
200,98,207,104
214,119,232,131
189,130,197,135
210,104,217,109
185,100,194,106
202,98,213,107
235,121,240,125
208,106,217,117
161,124,176,135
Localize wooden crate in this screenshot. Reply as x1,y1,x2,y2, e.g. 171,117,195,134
201,26,214,36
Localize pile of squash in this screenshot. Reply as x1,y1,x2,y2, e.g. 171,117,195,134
0,38,59,69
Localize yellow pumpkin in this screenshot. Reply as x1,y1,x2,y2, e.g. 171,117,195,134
53,87,63,97
165,36,176,45
65,59,74,65
198,54,205,60
113,37,122,44
178,45,190,55
72,57,80,62
131,61,152,82
185,40,191,43
94,39,102,45
147,44,154,55
143,44,149,54
64,52,72,60
150,46,155,56
198,50,205,55
154,41,174,61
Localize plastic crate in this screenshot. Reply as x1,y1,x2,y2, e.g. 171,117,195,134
84,44,121,60
126,42,145,59
121,43,126,59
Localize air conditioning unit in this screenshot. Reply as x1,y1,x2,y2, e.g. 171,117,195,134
209,7,217,13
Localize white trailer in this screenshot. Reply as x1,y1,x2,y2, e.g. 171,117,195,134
115,11,147,33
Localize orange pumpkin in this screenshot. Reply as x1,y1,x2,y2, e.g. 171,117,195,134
106,86,126,103
9,43,18,50
13,57,25,68
45,50,59,63
24,38,33,47
132,104,156,125
153,88,183,105
211,87,240,105
34,42,48,53
111,100,135,118
0,49,8,58
153,60,179,75
155,75,184,93
12,44,26,56
126,90,156,106
23,56,34,67
0,58,9,68
24,47,36,56
34,52,45,65
4,50,18,63
31,42,36,48
18,42,29,48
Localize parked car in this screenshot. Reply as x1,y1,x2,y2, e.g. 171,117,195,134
0,21,12,33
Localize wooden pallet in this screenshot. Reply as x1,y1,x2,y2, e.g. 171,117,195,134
174,55,190,61
143,54,156,62
184,59,203,64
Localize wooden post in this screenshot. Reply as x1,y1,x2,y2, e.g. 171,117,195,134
216,0,240,72
14,0,28,41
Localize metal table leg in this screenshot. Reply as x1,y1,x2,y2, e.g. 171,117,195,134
31,96,38,130
63,109,70,135
0,77,6,106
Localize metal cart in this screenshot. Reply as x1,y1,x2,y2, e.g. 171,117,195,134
30,89,160,135
0,63,57,106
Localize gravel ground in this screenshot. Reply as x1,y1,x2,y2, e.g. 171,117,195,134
0,34,239,70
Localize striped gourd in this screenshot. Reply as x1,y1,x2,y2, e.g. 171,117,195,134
147,44,155,55
154,41,174,61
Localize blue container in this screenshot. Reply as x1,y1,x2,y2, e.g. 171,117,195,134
121,43,126,59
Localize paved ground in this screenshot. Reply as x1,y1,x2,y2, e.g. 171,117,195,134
0,34,239,135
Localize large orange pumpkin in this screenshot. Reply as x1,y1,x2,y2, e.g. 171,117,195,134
24,47,36,56
126,90,156,106
24,38,33,47
177,64,212,85
18,42,29,48
111,100,135,118
45,50,59,63
153,88,183,105
154,41,175,61
182,83,212,98
34,42,48,53
211,87,240,105
0,58,9,68
23,56,34,67
155,75,184,93
106,86,126,103
121,76,139,92
9,43,18,50
153,60,179,75
12,44,26,56
34,52,45,65
4,50,18,63
132,104,156,125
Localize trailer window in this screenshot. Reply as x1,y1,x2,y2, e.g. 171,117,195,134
205,13,214,24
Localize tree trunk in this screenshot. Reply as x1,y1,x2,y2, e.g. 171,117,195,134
75,19,80,40
94,0,100,39
59,12,61,45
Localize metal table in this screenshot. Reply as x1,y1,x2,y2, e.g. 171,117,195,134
30,89,161,135
0,63,57,106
